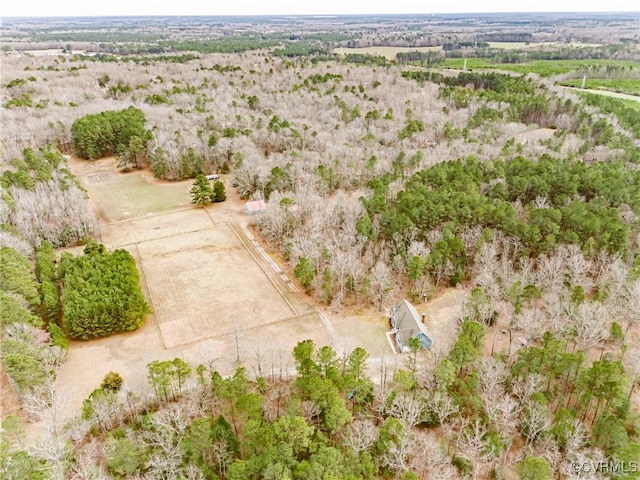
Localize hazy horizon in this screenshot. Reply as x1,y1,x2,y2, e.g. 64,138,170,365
2,0,638,19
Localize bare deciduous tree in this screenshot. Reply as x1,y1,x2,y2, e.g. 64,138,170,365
388,391,424,428
570,302,609,352
411,430,459,480
455,419,492,480
521,399,552,447
370,260,393,311
424,389,458,436
381,423,413,475
343,418,379,455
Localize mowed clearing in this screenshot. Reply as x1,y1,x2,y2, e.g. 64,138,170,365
135,216,295,348
70,158,297,348
42,156,466,427
73,157,192,222
47,158,331,425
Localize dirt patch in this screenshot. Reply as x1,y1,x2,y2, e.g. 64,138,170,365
136,221,295,348
515,127,557,144
0,366,21,419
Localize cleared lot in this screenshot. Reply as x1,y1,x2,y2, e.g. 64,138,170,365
49,158,331,421
68,156,192,222
50,157,463,425
135,218,295,348
68,158,299,349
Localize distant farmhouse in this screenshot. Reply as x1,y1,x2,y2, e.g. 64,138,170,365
390,299,433,353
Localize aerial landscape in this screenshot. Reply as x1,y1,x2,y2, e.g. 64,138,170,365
0,6,639,480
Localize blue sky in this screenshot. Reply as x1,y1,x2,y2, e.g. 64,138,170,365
2,0,638,17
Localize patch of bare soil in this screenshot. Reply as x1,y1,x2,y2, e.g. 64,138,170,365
515,127,557,143
0,366,21,419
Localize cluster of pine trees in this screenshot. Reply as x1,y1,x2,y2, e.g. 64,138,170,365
1,238,150,402
70,106,152,164
59,241,150,340
0,247,56,397
190,174,227,206
358,154,638,286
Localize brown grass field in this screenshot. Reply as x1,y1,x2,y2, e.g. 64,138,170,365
333,45,442,59
134,219,296,348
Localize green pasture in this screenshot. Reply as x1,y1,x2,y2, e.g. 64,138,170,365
443,58,639,77
559,78,640,96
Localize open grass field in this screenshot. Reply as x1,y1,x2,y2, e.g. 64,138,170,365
334,45,441,60
72,158,192,222
559,78,640,96
443,58,639,77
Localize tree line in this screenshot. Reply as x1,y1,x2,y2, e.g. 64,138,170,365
0,147,95,248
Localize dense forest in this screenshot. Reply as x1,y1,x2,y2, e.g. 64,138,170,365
1,13,640,480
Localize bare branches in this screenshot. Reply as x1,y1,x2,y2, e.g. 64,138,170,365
370,260,393,311
455,419,492,480
388,392,424,428
343,418,379,455
570,302,609,352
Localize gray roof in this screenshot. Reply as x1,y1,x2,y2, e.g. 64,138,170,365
391,298,433,349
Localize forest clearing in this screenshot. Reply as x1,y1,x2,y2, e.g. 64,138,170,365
44,154,464,426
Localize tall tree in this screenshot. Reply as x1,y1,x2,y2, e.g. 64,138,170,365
190,174,215,206
213,180,227,202
294,257,315,293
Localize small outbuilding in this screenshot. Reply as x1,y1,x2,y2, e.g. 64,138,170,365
244,200,266,215
390,298,433,352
